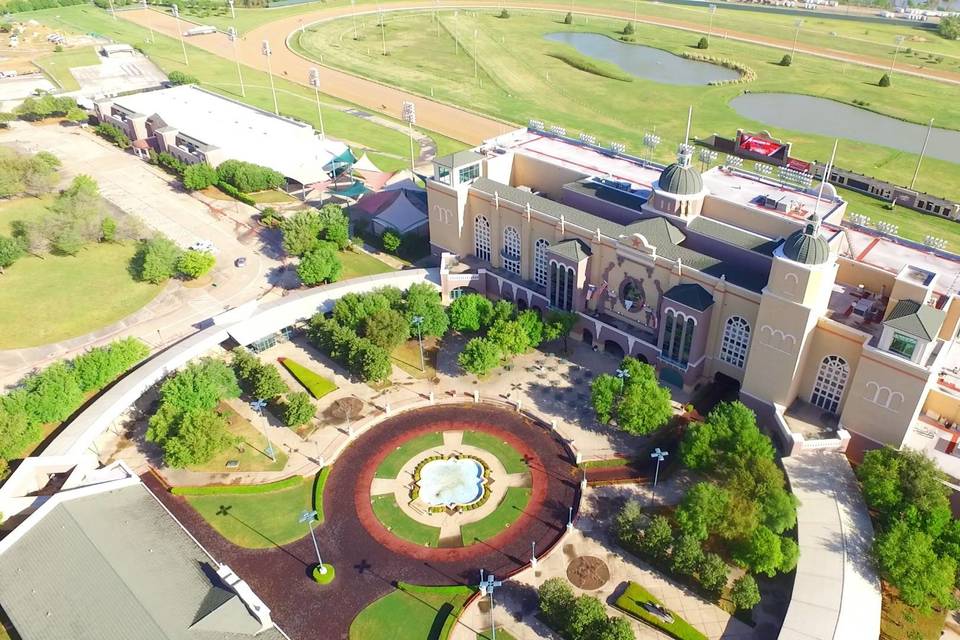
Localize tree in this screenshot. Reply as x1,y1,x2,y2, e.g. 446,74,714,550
251,363,289,400
349,338,392,382
282,392,315,427
938,15,960,40
161,408,237,468
0,402,39,461
614,498,644,546
730,575,761,611
779,54,792,66
448,293,493,332
538,577,575,631
759,486,799,534
381,229,401,253
100,216,117,242
641,515,673,560
71,338,148,392
615,359,672,435
734,526,784,577
281,209,323,256
779,537,799,574
488,319,531,356
675,482,730,541
157,358,240,415
363,308,410,351
333,290,394,330
875,520,958,610
879,73,891,87
458,337,502,376
590,374,618,425
566,595,607,640
697,36,709,49
167,70,199,85
488,300,514,327
298,243,342,286
66,106,88,123
177,249,216,279
498,8,510,18
182,162,218,190
0,235,23,271
857,447,951,536
623,21,635,35
597,617,635,640
671,533,705,576
515,309,545,349
93,122,131,148
543,310,578,350
21,362,83,425
318,203,351,249
564,11,573,24
136,237,182,284
216,159,284,193
403,282,448,337
698,553,729,595
680,401,773,471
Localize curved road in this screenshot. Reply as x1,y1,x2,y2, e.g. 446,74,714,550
121,1,960,147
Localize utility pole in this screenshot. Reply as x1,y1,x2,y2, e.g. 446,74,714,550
649,447,668,505
910,118,934,190
261,40,279,115
473,29,478,80
171,4,188,65
889,35,905,74
299,510,327,574
228,27,245,97
309,68,326,140
351,0,358,39
791,19,803,60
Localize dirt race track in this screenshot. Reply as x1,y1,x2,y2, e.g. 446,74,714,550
120,1,960,147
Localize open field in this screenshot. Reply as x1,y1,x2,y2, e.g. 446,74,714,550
295,8,960,201
24,6,466,171
838,187,960,249
33,45,100,91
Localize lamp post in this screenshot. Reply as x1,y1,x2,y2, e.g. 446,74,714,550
379,8,387,56
910,117,934,190
889,35,905,74
473,29,479,80
707,4,716,41
250,398,275,462
411,314,425,371
530,540,537,568
171,4,189,65
350,0,358,40
567,505,573,529
615,367,630,398
650,447,668,505
261,40,279,115
228,27,245,97
478,571,503,640
299,509,326,573
401,100,417,173
140,0,155,43
227,0,235,20
791,19,803,59
309,68,326,140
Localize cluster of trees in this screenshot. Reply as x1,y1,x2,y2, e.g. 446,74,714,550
0,338,149,477
15,94,85,122
3,0,85,11
590,356,673,436
146,358,241,468
216,159,284,193
309,283,447,383
0,149,64,270
539,578,634,640
230,348,314,428
939,15,960,40
94,123,130,149
450,293,577,376
857,447,960,611
280,206,351,286
132,237,215,283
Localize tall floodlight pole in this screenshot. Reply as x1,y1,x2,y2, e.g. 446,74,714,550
140,0,155,43
261,40,279,115
107,0,117,20
401,100,417,172
707,4,716,41
890,35,905,74
650,447,668,504
473,29,479,80
910,118,934,190
171,4,189,65
227,0,235,20
379,8,387,55
228,27,245,97
813,139,838,218
309,68,326,140
478,571,504,640
412,314,425,371
250,398,275,462
299,510,326,573
791,19,803,59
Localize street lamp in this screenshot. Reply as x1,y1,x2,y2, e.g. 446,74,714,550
171,4,189,65
299,509,326,573
890,35,906,74
530,540,537,568
473,29,479,80
411,314,425,371
228,27,245,97
401,100,417,173
910,117,934,190
650,447,668,504
309,68,326,140
350,0,358,40
791,19,803,59
567,505,574,529
707,4,716,41
227,0,235,20
250,398,275,462
379,8,387,56
478,571,503,640
261,40,279,115
615,367,630,397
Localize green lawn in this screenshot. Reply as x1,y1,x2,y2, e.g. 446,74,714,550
33,45,100,91
349,583,476,640
184,402,288,473
461,431,529,474
0,239,162,349
477,630,517,640
297,8,960,200
247,189,298,204
186,476,314,548
460,487,531,545
370,493,441,546
390,338,438,380
614,581,707,640
838,186,960,250
374,432,443,479
338,248,394,280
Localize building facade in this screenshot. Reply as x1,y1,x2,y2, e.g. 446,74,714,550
427,128,960,467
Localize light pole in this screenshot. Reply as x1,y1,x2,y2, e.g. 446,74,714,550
227,0,235,20
379,8,387,56
473,29,479,80
107,0,116,20
171,4,189,65
309,68,326,140
411,314,425,371
350,0,358,40
791,19,803,59
299,509,327,573
889,35,905,74
250,398,275,462
910,117,934,190
567,505,574,529
478,571,503,640
530,540,537,568
707,4,716,41
228,27,245,97
401,100,417,173
261,40,279,115
140,0,155,43
615,367,630,397
650,447,668,504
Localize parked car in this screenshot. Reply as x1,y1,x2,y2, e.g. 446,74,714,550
189,240,216,253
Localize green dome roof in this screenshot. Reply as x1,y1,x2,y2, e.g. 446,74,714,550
658,162,703,196
782,221,830,265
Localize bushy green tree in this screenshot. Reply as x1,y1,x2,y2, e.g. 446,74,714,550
939,15,960,40
875,520,958,610
730,574,761,611
671,533,705,576
135,237,182,284
779,54,792,66
448,293,493,332
879,73,891,87
251,363,289,400
93,122,130,148
543,310,578,349
675,482,729,541
857,447,951,536
281,209,323,257
403,282,448,337
156,358,240,415
282,392,315,427
590,374,618,425
215,159,284,193
623,21,635,35
161,408,236,468
779,537,799,574
641,514,673,561
734,525,784,577
381,229,401,253
614,498,644,546
515,309,545,348
698,552,729,595
458,337,502,376
167,70,199,85
488,319,530,356
563,11,572,23
594,357,672,435
680,401,774,471
72,338,149,392
0,235,24,270
318,203,351,249
182,162,218,190
488,300,514,327
298,242,342,286
349,338,392,382
21,362,83,425
567,595,607,639
333,289,395,330
697,36,709,49
362,308,410,351
0,403,39,460
538,577,575,631
100,216,117,243
177,249,216,279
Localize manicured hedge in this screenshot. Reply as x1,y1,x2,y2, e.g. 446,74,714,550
215,181,256,206
278,357,337,399
313,466,330,523
614,582,707,640
171,475,301,496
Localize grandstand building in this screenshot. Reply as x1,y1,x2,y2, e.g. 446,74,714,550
427,127,960,469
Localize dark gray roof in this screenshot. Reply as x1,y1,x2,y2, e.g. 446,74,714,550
658,162,703,196
548,238,592,262
883,299,946,341
434,149,483,167
782,222,830,265
664,283,715,311
688,217,779,256
624,217,687,246
563,180,649,211
0,484,284,640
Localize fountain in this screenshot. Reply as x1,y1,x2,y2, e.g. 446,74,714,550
417,457,487,509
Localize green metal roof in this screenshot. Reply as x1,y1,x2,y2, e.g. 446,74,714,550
548,238,592,262
664,283,715,311
883,299,946,341
658,162,704,196
782,223,830,265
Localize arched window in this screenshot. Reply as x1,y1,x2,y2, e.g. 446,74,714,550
548,261,576,311
503,226,521,275
680,317,695,364
474,216,490,262
661,310,695,367
661,311,676,359
719,316,751,368
534,238,549,288
811,355,849,414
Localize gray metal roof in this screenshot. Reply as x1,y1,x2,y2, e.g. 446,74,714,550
548,238,591,262
664,283,715,311
688,216,779,256
434,149,483,167
0,484,284,640
883,299,946,341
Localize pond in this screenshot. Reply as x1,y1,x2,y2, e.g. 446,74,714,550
544,32,741,86
729,93,960,165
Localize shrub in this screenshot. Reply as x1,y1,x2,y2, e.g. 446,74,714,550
623,21,634,35
313,466,330,517
697,36,709,49
259,207,282,228
182,162,217,190
381,229,401,253
563,11,572,24
216,159,284,193
938,15,960,40
498,8,509,18
170,475,301,495
167,70,199,86
282,392,316,427
93,122,131,149
177,249,215,279
779,54,792,66
729,575,761,611
134,236,182,283
698,553,729,595
278,357,336,399
879,73,891,87
0,235,24,269
215,181,256,205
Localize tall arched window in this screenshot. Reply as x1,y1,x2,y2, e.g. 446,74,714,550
661,311,676,359
661,309,695,367
474,215,490,262
548,261,576,311
811,355,849,414
719,316,751,368
503,226,521,275
534,238,549,288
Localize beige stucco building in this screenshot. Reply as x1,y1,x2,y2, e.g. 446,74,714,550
427,127,960,469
